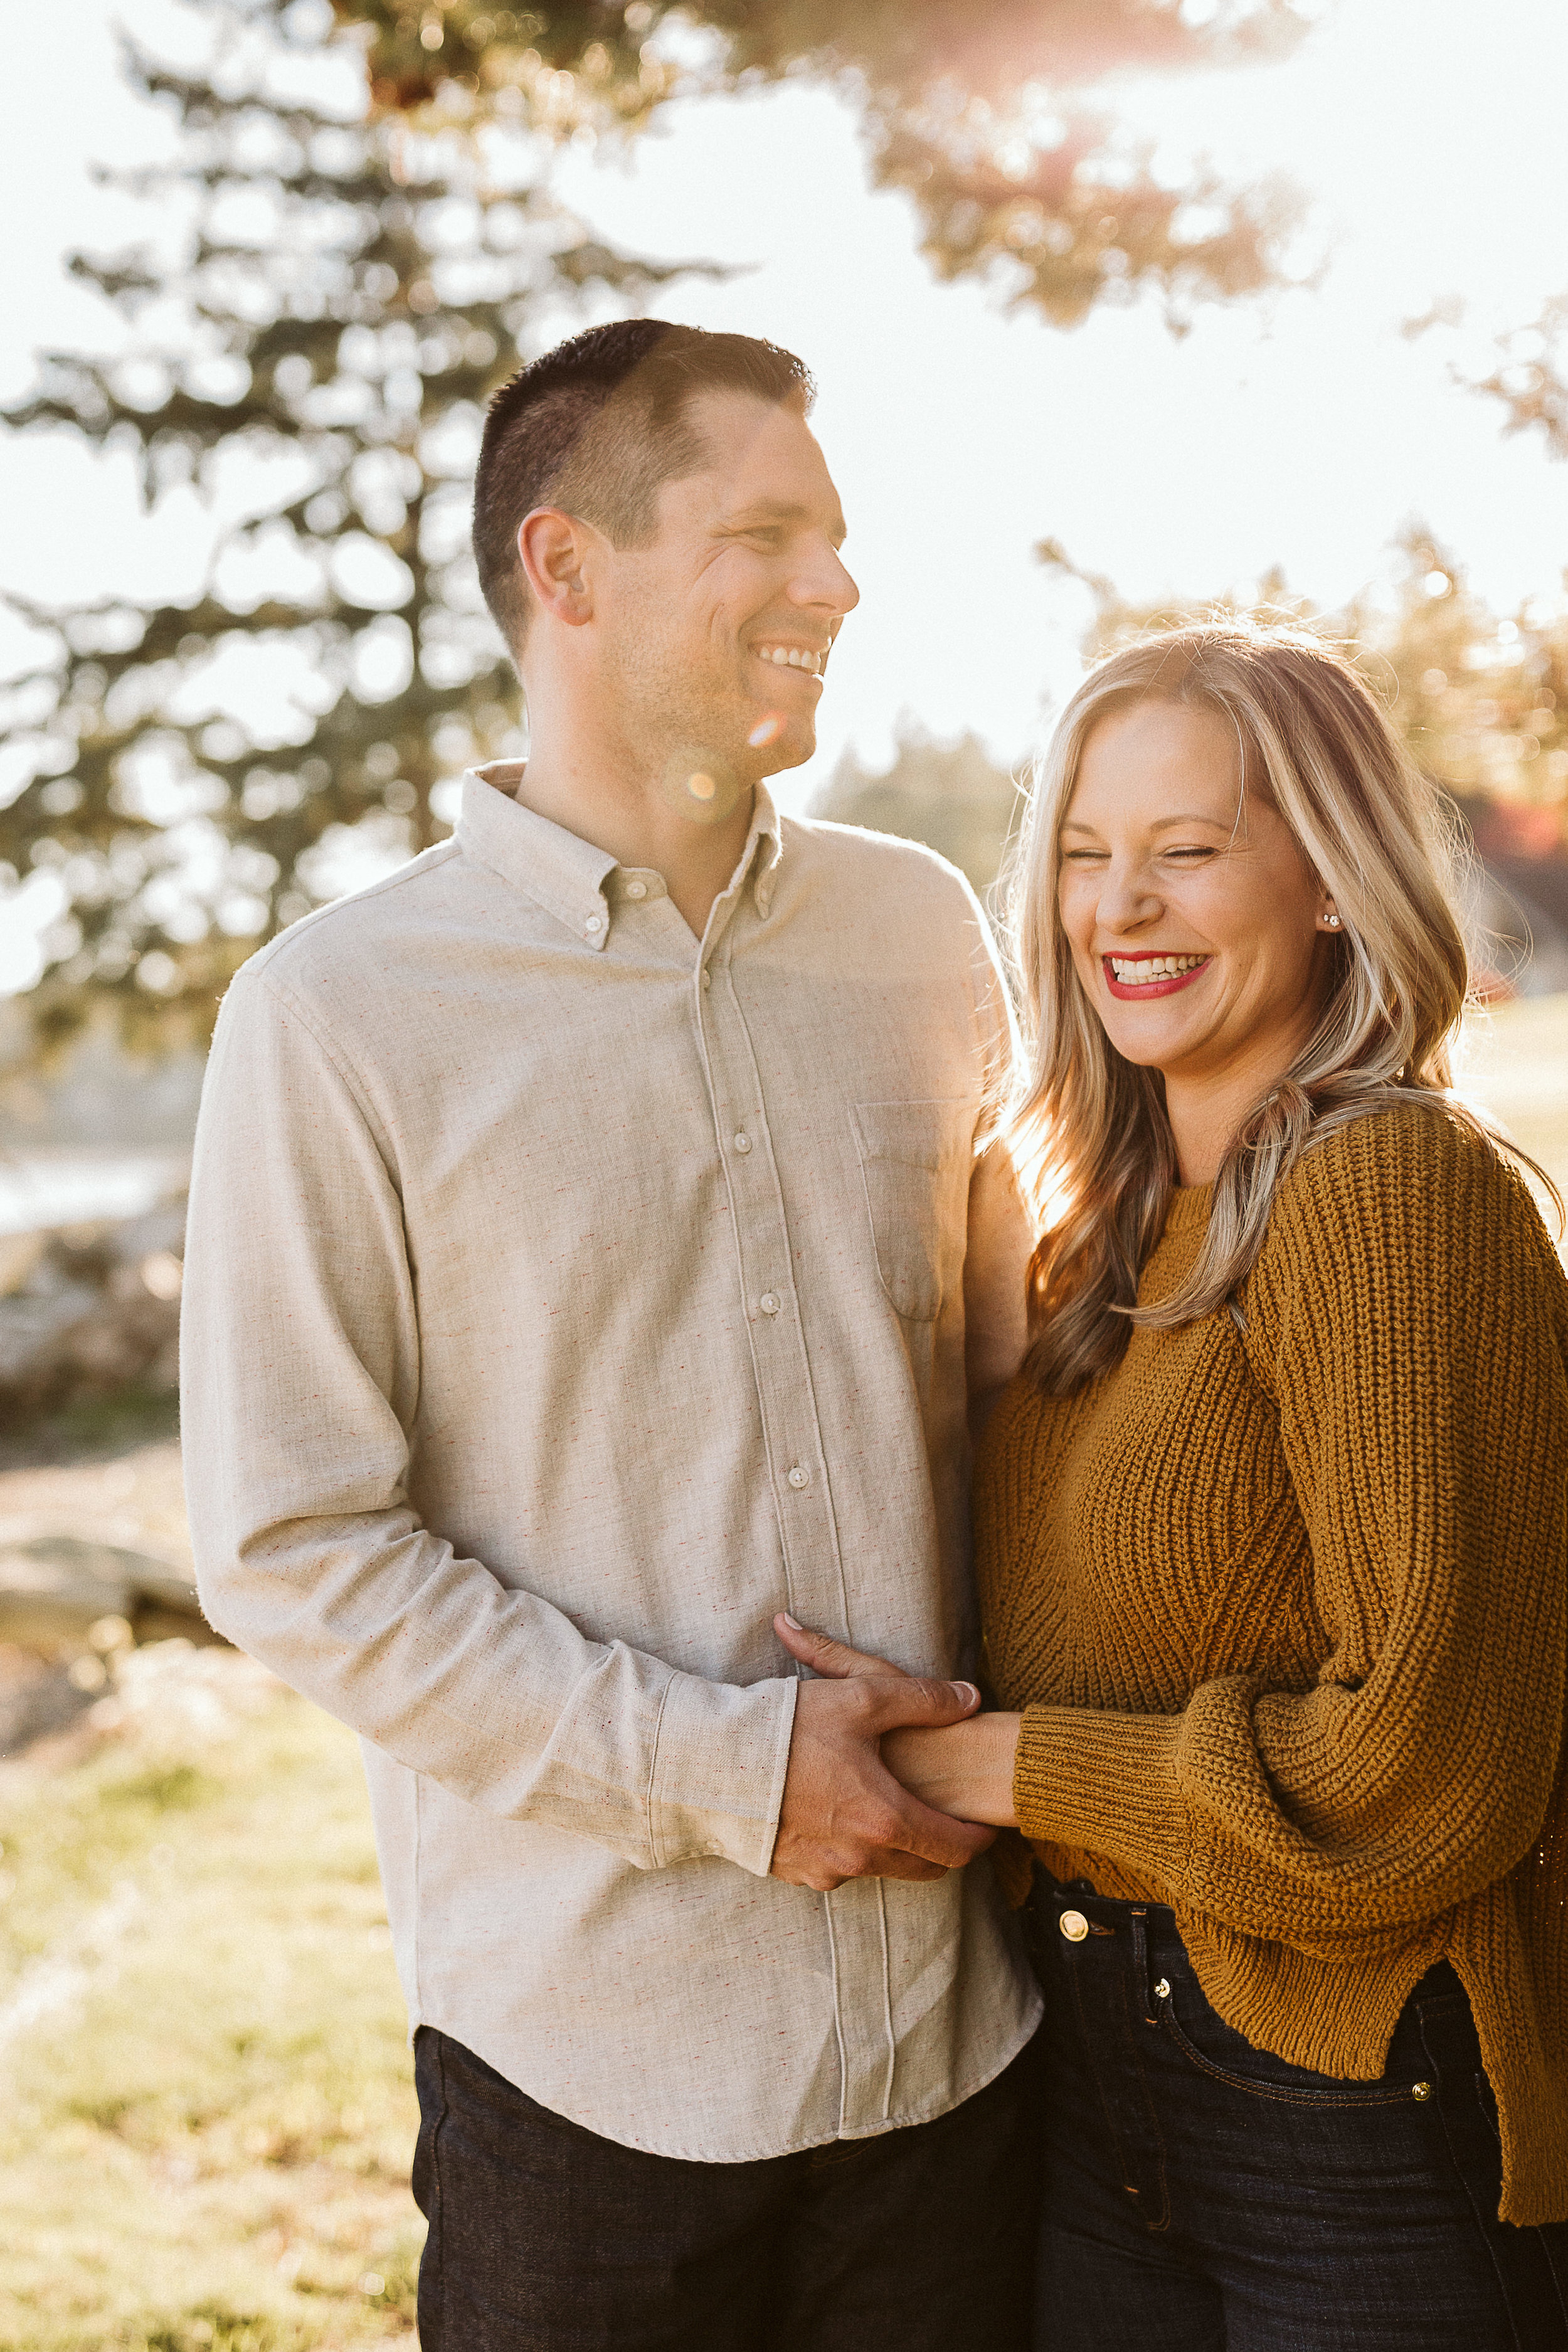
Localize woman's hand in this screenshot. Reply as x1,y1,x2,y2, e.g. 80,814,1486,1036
775,1617,1022,1830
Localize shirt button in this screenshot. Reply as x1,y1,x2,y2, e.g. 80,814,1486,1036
701,968,711,990
733,1132,753,1155
1154,1977,1171,2000
786,1465,809,1490
1059,1909,1089,1943
759,1292,780,1316
585,913,605,936
624,879,647,901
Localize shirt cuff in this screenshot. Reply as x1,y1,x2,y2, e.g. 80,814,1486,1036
1013,1702,1187,1892
647,1669,800,1876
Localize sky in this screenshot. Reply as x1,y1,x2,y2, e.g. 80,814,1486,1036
4,0,1568,807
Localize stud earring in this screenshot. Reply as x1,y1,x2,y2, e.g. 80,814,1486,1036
1325,913,1340,929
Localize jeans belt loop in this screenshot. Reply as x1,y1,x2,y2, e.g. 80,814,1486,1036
1130,1906,1157,2025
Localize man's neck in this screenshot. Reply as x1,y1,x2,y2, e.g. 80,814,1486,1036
510,730,760,943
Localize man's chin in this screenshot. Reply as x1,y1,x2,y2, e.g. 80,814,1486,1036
741,709,815,774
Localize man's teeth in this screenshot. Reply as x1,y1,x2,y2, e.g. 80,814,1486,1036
756,645,824,674
1109,954,1209,981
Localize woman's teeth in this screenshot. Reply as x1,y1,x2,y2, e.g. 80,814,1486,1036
1109,954,1208,981
756,645,824,674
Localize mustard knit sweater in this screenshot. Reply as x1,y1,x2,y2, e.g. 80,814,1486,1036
975,1103,1568,2227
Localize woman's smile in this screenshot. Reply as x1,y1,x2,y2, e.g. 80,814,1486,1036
1103,952,1212,1000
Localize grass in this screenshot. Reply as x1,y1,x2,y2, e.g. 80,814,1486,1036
0,1656,423,2350
0,1387,181,1476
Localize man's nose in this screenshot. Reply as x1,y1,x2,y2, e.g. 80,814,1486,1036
789,541,859,618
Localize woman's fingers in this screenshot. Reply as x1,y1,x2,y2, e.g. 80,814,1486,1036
774,1613,911,1680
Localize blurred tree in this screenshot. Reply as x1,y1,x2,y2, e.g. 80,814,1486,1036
812,726,1022,896
1364,534,1568,854
1463,292,1568,463
0,0,674,1049
329,0,1310,331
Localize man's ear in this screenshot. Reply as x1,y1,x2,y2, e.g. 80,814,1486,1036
517,506,600,627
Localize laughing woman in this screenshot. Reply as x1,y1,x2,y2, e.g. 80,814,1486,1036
778,622,1568,2350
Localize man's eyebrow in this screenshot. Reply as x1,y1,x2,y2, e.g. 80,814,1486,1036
721,499,849,546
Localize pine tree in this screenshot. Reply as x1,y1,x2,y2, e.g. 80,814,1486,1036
1,0,673,1047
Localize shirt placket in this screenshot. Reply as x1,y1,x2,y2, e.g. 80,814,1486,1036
694,884,899,2139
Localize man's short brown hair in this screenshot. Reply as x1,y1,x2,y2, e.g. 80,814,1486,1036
472,320,815,654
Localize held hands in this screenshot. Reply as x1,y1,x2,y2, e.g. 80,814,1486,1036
767,1614,1002,1894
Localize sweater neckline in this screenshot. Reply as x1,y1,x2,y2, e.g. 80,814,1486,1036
1162,1182,1214,1236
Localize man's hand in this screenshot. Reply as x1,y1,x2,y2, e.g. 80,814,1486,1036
768,1615,997,1892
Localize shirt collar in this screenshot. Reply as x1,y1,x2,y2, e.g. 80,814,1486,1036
457,763,620,950
456,763,785,948
738,781,784,914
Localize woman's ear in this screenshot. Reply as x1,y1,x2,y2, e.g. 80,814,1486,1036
517,506,598,627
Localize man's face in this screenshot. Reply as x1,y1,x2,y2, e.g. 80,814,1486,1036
589,390,858,811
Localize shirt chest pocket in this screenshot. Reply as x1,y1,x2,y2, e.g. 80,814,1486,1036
850,1099,978,1323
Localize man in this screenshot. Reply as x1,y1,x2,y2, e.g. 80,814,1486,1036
182,320,1041,2349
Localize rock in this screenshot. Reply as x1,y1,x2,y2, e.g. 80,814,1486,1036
0,1202,184,1416
0,1535,212,1653
0,1645,98,1757
0,1285,104,1387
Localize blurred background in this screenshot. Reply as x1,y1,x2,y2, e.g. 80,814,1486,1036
1,3,1565,2343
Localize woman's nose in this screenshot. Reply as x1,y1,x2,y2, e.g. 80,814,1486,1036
1095,861,1161,930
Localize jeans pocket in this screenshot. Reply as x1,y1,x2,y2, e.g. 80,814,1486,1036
1160,1980,1415,2109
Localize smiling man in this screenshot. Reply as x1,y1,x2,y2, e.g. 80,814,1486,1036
181,320,1041,2350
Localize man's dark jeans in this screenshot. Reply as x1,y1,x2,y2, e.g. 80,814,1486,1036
1025,1870,1568,2351
413,2025,1037,2351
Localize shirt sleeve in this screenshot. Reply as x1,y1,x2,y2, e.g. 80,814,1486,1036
180,963,797,1878
1010,1108,1568,1948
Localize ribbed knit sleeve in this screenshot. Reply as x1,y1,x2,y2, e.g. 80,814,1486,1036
1010,1105,1568,1948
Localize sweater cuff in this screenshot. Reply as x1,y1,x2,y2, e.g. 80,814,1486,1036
1013,1703,1189,1892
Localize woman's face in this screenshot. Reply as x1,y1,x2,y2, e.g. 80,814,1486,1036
1057,698,1332,1104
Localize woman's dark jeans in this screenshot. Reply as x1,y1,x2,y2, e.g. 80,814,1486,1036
1025,1870,1568,2351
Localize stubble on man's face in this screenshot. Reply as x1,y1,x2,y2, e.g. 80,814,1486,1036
595,391,858,821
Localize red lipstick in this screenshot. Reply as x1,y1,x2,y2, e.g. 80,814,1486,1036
1103,956,1212,1001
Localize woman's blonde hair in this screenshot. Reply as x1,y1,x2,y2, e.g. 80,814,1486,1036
1007,616,1554,1397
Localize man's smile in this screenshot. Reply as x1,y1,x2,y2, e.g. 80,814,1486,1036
750,640,829,679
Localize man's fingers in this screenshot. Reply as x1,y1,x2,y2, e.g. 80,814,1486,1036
884,1793,996,1873
863,1851,951,1884
772,1620,981,1729
862,1674,982,1735
774,1614,908,1680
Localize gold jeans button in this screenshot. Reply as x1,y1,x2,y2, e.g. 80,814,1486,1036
1059,1909,1089,1942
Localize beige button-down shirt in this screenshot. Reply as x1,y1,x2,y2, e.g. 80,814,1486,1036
181,766,1041,2161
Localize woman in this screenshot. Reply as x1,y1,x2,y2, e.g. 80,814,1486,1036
778,622,1568,2349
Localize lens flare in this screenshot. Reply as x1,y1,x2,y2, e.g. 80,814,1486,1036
748,712,786,750
687,771,718,802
